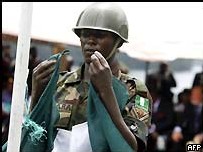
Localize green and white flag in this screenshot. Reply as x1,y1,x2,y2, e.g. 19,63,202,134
135,95,149,112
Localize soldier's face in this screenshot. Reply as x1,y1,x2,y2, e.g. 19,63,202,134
80,29,116,64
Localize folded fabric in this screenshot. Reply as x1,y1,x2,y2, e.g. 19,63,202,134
87,77,134,152
2,50,70,152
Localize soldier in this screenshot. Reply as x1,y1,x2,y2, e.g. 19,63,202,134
30,2,152,152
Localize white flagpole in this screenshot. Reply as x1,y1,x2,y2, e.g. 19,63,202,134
7,2,33,152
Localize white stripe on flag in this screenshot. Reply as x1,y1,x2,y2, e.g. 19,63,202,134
140,97,145,107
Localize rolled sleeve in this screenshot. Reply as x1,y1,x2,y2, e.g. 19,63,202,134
122,93,152,151
124,116,148,148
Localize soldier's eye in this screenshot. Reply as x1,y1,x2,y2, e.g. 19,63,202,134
81,30,107,39
94,32,106,38
81,31,90,38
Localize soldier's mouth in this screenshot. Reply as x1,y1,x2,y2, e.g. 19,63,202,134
84,49,98,57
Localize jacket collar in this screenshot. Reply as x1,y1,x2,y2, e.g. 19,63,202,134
64,64,84,84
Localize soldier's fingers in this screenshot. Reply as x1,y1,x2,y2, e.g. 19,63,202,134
89,62,97,75
33,60,56,74
94,51,108,67
35,65,55,80
33,60,47,72
91,54,103,70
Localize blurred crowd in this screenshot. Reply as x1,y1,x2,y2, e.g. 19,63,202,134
1,44,203,151
146,62,203,152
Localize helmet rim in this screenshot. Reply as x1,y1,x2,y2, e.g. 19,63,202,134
72,26,128,43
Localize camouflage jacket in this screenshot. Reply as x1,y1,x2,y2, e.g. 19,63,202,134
55,64,152,149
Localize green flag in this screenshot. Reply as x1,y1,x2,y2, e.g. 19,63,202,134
87,77,134,152
2,50,70,152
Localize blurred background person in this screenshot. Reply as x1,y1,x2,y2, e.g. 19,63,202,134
167,88,191,152
192,65,203,87
2,76,14,145
52,44,74,72
64,55,74,72
2,45,13,88
168,86,203,151
146,62,177,103
173,88,191,124
147,89,175,152
2,45,14,146
183,86,203,145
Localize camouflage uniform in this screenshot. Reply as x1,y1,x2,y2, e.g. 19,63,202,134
55,64,152,149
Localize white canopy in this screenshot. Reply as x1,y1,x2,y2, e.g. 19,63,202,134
3,2,203,61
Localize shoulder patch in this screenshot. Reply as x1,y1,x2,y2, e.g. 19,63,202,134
135,95,149,112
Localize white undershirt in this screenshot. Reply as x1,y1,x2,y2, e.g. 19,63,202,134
52,122,92,152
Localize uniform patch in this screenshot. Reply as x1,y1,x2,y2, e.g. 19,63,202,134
135,95,149,112
55,103,73,128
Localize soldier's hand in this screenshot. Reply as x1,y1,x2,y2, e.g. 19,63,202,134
89,51,112,93
30,59,56,111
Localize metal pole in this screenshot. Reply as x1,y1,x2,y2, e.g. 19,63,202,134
7,2,33,152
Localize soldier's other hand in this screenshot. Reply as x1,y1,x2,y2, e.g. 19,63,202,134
30,59,56,109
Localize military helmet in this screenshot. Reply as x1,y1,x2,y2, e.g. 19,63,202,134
72,2,129,43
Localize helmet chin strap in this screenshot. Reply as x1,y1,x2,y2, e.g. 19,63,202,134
106,38,121,61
